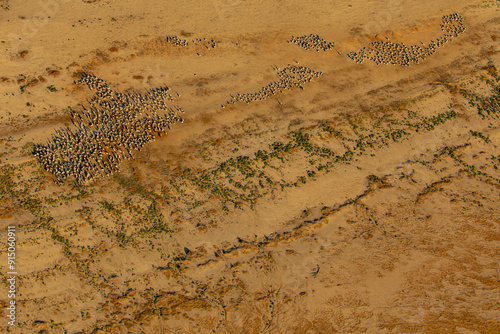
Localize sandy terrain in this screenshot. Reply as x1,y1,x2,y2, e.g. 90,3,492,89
0,0,499,333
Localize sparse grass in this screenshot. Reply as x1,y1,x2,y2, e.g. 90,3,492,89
3,30,500,334
157,65,496,216
113,174,160,200
100,200,122,216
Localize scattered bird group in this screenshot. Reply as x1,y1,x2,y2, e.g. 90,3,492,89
347,13,466,66
223,65,322,106
165,35,217,49
440,13,465,38
33,73,184,184
287,34,335,52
